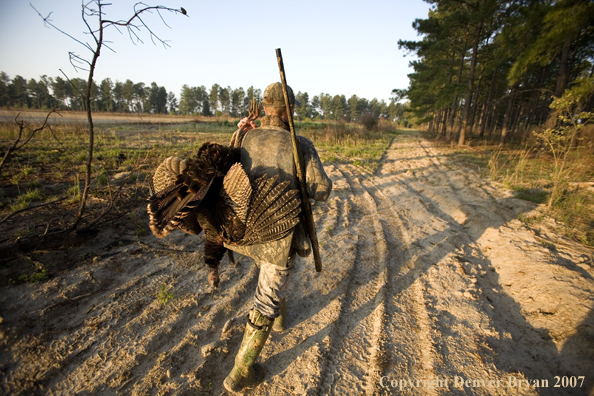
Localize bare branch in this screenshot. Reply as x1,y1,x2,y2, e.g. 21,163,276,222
102,41,116,53
30,3,94,52
59,68,86,100
0,109,60,173
16,108,60,150
32,0,186,232
0,197,67,225
126,24,145,46
69,52,91,72
46,123,73,154
79,148,152,231
82,1,100,45
101,4,186,49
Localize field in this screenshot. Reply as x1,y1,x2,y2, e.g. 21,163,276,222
0,111,593,395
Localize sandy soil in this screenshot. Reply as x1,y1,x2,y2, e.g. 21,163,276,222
1,132,593,395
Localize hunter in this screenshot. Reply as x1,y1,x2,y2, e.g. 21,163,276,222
222,82,332,393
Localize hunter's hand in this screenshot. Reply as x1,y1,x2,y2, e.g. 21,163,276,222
208,265,220,288
237,117,257,131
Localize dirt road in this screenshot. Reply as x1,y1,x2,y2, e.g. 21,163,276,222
1,132,593,395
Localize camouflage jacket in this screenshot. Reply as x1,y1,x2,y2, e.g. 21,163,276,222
227,115,332,259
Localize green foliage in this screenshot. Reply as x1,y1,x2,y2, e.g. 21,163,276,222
18,256,48,283
21,268,48,283
96,173,109,186
402,0,594,139
300,121,398,171
157,285,174,305
76,152,88,162
10,188,43,211
21,165,34,175
1,70,392,124
513,187,549,204
533,77,593,208
67,182,81,201
509,1,594,84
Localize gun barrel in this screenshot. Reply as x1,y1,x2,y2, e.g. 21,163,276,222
275,48,322,272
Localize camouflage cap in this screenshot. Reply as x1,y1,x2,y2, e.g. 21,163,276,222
263,82,301,108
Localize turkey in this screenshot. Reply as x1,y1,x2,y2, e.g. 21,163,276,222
147,142,301,285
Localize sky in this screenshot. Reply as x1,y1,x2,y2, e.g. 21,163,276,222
0,0,431,103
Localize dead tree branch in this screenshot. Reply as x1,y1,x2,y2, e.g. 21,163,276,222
0,108,59,174
0,197,67,225
31,1,186,232
78,148,152,232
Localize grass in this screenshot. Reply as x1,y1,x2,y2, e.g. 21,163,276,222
513,187,549,204
19,268,48,283
0,112,399,243
10,188,44,211
300,121,398,171
438,136,594,246
157,285,174,305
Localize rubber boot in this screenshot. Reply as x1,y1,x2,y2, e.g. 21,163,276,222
272,297,287,333
223,310,273,393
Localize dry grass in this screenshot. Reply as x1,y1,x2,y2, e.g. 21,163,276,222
0,112,399,245
299,120,399,171
0,118,236,244
433,135,594,246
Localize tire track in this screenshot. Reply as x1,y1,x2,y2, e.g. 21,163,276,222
316,166,389,395
369,135,542,395
4,133,592,396
352,163,439,396
254,164,361,396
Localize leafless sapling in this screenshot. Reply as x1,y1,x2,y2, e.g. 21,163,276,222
31,1,187,231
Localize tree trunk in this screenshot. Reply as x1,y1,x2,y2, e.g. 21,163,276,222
428,111,435,133
469,62,485,137
508,101,523,142
441,107,449,137
447,101,455,141
459,20,483,145
71,8,105,230
448,35,469,141
554,38,571,97
500,83,518,145
480,67,497,138
487,104,497,138
435,111,441,133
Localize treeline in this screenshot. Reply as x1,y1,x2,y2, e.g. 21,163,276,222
180,83,408,124
400,0,594,144
0,72,172,114
0,71,409,125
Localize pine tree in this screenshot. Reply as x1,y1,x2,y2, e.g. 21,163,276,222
209,83,220,114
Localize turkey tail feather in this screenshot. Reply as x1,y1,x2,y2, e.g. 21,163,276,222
247,180,291,228
148,183,185,238
250,198,301,236
233,177,301,245
245,175,277,227
221,163,252,223
148,177,212,238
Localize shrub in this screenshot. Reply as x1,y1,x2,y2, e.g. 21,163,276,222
360,113,378,131
157,285,174,305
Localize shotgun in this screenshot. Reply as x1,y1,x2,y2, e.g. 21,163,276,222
275,48,322,272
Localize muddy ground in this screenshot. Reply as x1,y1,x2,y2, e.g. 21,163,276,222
1,131,593,395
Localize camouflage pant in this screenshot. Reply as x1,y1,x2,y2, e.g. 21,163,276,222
224,231,295,319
